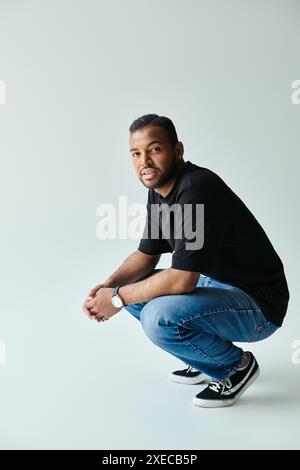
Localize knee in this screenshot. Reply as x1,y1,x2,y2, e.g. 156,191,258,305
140,297,177,344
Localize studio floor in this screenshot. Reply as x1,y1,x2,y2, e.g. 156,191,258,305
1,310,299,450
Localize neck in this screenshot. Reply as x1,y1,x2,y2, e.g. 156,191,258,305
154,160,186,199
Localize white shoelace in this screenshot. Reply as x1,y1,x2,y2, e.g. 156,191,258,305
209,377,232,393
186,366,199,373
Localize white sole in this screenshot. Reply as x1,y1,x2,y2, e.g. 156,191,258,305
192,366,260,408
170,372,209,385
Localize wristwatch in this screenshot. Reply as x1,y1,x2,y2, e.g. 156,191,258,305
111,286,127,308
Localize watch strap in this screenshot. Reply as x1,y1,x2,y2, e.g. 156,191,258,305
112,286,127,307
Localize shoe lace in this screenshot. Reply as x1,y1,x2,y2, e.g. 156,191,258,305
186,366,198,373
209,377,232,393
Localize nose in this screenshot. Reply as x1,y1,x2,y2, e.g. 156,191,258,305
140,152,153,169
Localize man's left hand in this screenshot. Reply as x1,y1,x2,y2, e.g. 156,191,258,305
85,287,122,323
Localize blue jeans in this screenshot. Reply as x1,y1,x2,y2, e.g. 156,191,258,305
124,269,279,381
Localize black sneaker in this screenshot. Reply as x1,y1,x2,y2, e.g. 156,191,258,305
170,365,209,385
193,352,260,408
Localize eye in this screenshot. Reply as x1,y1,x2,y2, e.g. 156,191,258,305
151,147,160,152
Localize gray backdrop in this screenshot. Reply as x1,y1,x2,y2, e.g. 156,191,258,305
0,0,299,450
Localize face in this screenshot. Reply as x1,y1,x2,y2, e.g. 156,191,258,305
129,125,184,190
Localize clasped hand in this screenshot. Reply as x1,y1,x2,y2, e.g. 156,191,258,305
82,284,122,323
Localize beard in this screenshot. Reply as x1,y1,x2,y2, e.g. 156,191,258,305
140,157,179,189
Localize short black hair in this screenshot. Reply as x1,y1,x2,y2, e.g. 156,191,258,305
129,114,178,148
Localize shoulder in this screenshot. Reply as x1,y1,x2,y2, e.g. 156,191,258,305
177,162,231,202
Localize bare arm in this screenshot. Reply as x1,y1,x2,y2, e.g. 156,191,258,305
84,255,201,322
83,250,161,319
118,268,201,305
104,249,162,286
92,250,161,291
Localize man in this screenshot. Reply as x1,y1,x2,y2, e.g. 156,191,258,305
83,114,289,408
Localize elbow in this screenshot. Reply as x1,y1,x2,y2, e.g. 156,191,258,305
171,269,201,293
180,282,198,294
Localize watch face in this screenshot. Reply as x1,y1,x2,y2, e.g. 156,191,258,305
112,295,123,308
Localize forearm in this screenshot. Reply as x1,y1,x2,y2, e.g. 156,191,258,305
103,250,160,287
119,268,197,305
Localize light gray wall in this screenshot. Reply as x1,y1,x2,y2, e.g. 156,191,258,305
0,0,299,449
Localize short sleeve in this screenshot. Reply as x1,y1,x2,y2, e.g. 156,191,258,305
138,192,173,256
171,183,234,272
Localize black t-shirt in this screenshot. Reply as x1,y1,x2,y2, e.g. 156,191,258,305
138,160,290,326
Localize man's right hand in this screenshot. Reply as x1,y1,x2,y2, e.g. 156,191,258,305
82,283,106,321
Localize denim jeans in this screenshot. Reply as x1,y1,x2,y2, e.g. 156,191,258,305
124,269,279,381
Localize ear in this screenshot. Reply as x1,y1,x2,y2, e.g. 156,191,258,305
176,141,184,159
